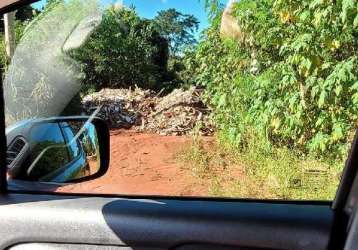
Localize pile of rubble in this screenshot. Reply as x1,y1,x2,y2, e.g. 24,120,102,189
81,86,215,136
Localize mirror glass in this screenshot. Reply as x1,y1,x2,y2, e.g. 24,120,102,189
6,120,100,183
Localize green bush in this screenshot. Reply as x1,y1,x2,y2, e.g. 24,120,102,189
188,0,358,161
70,7,169,90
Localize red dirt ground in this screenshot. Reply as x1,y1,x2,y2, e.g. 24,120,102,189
58,130,213,196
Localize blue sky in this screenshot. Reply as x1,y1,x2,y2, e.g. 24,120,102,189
32,0,226,35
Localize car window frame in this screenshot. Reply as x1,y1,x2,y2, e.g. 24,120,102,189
0,0,356,206
0,67,7,192
0,0,348,202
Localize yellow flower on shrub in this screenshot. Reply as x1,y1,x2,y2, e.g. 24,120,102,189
279,10,294,23
329,40,341,51
299,67,310,78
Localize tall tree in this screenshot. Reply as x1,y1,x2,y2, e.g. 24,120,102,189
16,5,39,21
154,8,199,55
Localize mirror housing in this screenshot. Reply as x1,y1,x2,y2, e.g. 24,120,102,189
6,116,109,184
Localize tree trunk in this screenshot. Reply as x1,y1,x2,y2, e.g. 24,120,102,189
4,11,16,60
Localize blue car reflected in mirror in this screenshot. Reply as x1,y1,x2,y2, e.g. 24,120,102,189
6,118,101,184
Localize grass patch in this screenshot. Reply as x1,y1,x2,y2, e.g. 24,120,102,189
177,133,344,200
178,136,210,178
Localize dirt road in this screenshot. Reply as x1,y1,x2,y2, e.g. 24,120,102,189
59,130,211,196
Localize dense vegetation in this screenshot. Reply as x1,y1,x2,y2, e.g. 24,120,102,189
1,0,199,92
69,4,198,91
187,0,357,161
175,0,357,199
69,7,169,90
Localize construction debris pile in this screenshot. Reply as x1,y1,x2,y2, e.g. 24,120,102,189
81,87,215,136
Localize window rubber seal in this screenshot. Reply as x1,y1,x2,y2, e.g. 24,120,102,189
0,68,8,192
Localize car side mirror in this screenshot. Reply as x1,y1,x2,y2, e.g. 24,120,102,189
6,117,109,184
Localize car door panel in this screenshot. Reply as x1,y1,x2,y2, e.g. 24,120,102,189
0,193,333,250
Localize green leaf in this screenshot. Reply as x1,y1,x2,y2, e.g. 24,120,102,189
354,14,358,28
309,0,323,9
351,81,358,90
315,116,325,127
318,91,326,108
335,85,343,96
341,0,355,23
299,10,310,22
332,125,344,141
217,93,227,108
